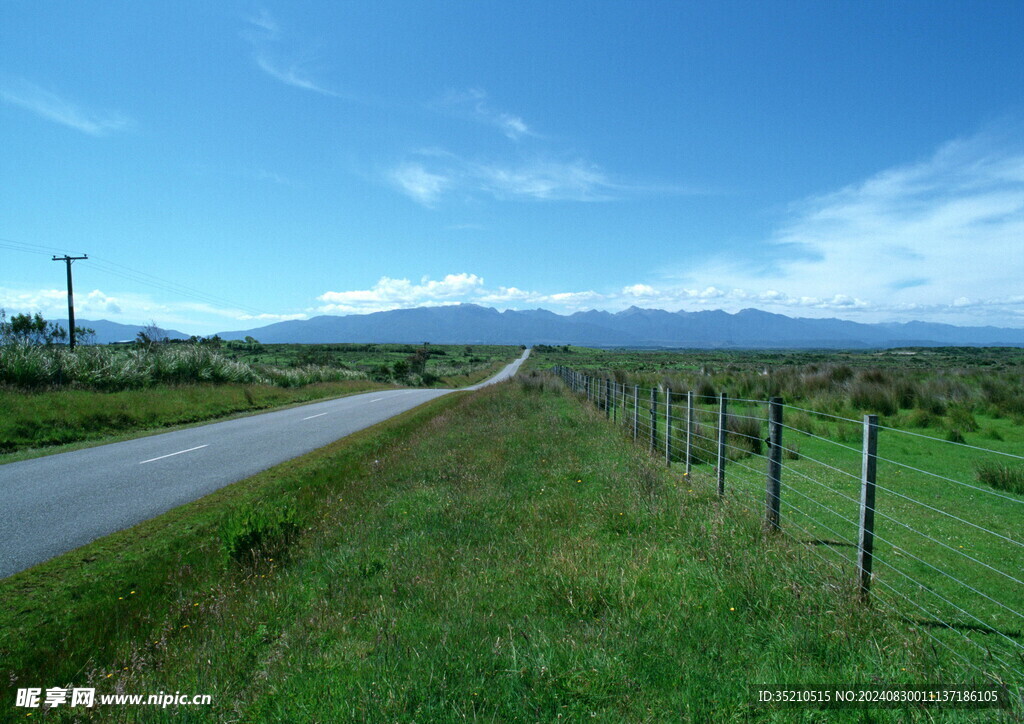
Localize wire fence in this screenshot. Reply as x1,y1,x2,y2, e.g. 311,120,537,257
553,365,1024,689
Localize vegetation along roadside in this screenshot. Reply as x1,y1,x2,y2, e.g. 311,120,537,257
1,374,989,721
0,317,520,458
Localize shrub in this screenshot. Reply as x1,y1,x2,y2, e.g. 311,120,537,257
727,412,763,456
828,365,854,384
946,405,979,433
849,381,898,416
694,378,717,403
975,462,1024,496
981,426,1004,442
907,409,936,429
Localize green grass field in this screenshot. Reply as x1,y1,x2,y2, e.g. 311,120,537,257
532,347,1024,708
2,376,1007,722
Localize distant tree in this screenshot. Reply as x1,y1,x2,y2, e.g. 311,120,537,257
391,360,410,378
1,310,68,345
136,321,169,349
406,347,431,375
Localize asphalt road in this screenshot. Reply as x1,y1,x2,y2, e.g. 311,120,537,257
0,349,530,578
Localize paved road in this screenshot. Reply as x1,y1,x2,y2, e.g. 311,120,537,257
0,349,530,578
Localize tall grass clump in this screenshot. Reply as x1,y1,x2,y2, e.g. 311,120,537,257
220,501,303,565
726,411,763,457
849,380,899,416
975,462,1024,495
517,370,567,395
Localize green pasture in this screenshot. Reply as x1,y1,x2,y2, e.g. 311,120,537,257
532,346,1024,696
2,377,998,721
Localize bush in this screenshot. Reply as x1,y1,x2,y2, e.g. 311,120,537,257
975,462,1024,496
727,412,763,456
694,378,716,403
907,409,936,429
946,405,979,433
849,381,898,416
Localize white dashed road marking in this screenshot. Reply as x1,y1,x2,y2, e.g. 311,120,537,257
139,445,209,465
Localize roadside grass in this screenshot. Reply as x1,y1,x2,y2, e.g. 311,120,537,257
435,356,515,388
1,377,989,721
0,379,396,457
0,346,520,459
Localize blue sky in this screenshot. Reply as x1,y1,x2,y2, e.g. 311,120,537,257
2,1,1024,335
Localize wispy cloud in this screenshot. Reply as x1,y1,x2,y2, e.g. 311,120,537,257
256,169,297,186
390,163,450,206
388,152,615,205
476,159,612,201
243,10,339,97
661,129,1024,324
437,88,534,140
0,77,131,136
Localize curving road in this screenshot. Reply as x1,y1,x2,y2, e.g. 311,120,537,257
0,349,530,578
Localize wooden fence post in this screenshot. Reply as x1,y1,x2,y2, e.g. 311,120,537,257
605,377,611,418
717,392,728,496
685,391,694,475
649,387,657,454
765,397,783,531
858,414,879,600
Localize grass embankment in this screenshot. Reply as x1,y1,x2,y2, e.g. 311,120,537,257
2,376,982,721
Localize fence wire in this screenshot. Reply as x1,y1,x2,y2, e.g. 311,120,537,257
554,365,1024,688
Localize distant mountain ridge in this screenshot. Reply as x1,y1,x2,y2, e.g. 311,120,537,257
212,304,1024,348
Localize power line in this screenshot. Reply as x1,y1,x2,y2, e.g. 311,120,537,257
1,237,278,319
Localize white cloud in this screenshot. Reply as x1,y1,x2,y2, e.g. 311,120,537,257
0,286,310,335
622,284,657,297
243,11,339,97
0,77,131,136
663,131,1024,324
317,273,485,313
388,154,614,205
315,274,614,315
437,88,534,140
477,160,612,201
390,163,450,206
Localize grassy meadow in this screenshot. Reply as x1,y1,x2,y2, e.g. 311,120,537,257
529,346,1024,703
2,375,1000,722
0,342,520,456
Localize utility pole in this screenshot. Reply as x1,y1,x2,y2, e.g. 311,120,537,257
52,254,88,349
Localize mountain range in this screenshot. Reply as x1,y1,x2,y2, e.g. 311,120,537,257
203,304,1024,349
59,305,1024,348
